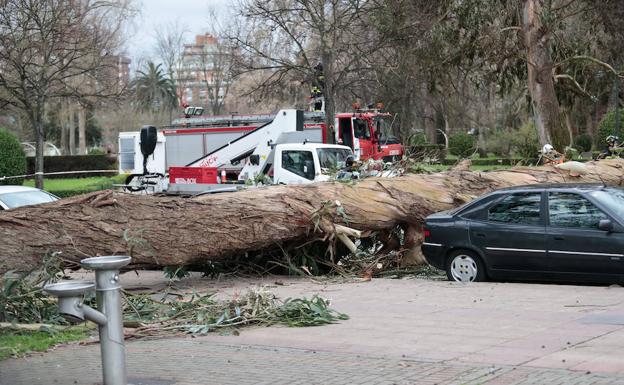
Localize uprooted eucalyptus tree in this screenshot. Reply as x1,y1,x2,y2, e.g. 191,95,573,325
1,159,623,273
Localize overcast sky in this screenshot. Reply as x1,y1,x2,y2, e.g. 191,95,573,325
126,0,230,68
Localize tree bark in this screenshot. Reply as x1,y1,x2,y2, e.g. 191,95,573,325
32,100,46,190
78,105,87,155
522,0,568,150
1,159,624,274
69,105,76,155
322,52,336,145
60,101,68,155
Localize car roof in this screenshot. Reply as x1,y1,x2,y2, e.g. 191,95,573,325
0,185,43,194
494,183,607,193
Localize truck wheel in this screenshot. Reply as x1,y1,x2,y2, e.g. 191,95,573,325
124,174,145,192
446,250,486,282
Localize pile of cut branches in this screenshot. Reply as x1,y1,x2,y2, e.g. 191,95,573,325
123,286,348,337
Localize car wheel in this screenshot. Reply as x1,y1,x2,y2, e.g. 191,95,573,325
446,250,486,282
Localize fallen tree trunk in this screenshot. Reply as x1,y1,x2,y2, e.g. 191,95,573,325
1,159,623,273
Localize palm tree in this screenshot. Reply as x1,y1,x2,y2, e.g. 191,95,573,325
133,62,178,112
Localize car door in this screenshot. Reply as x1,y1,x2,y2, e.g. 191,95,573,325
469,191,548,272
546,192,624,275
274,149,316,184
353,118,370,159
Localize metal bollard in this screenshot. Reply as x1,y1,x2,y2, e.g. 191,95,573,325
45,255,131,385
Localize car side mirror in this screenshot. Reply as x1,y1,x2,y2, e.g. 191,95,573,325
598,219,613,232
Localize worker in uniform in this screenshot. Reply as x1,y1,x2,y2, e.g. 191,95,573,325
336,155,359,180
310,62,325,112
310,85,323,111
540,144,564,165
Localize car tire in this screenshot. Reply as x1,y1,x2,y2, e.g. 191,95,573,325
446,250,486,283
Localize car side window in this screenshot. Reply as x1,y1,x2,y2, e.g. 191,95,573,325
548,192,607,229
487,193,541,225
281,150,315,180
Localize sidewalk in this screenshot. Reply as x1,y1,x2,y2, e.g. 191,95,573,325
3,274,624,384
3,339,624,385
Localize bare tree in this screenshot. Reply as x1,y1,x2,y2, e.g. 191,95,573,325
153,20,187,119
196,10,234,115
0,0,135,187
231,0,379,142
154,20,188,80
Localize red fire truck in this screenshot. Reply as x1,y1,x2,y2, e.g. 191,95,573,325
118,106,404,191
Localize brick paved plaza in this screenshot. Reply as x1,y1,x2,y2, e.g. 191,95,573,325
2,274,624,384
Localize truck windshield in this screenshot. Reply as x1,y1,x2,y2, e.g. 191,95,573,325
316,148,352,170
375,116,394,143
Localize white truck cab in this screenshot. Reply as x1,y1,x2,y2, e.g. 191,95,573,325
271,143,352,184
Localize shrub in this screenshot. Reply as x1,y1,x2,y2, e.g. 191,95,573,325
511,122,540,159
596,108,624,146
573,134,593,152
408,132,428,146
0,129,27,186
448,132,476,158
484,128,514,157
26,155,117,178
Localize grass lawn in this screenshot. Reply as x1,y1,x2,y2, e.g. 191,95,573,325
0,325,91,360
24,175,127,198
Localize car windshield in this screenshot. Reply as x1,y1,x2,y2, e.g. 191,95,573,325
0,190,57,209
316,148,352,170
588,188,624,220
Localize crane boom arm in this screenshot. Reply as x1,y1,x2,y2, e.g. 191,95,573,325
187,110,303,169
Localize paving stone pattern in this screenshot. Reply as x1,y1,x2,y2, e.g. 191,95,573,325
2,339,624,385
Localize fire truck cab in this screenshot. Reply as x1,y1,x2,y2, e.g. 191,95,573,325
335,110,403,162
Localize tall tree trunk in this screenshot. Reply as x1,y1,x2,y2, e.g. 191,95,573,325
32,101,45,190
522,0,567,150
563,107,575,147
60,100,68,155
69,105,76,155
2,159,623,273
78,106,87,154
322,53,335,145
422,86,436,144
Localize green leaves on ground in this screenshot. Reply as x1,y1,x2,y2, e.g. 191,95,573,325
1,254,66,324
124,287,348,336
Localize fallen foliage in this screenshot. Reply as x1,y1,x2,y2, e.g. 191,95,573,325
123,286,348,337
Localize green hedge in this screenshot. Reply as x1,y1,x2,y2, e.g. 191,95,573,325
26,155,117,178
596,108,624,146
448,132,476,158
441,157,540,166
0,129,27,185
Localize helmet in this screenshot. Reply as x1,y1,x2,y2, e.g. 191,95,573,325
345,155,355,167
542,144,554,154
606,135,619,144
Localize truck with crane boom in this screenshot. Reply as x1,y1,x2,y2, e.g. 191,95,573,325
118,104,403,193
120,109,354,194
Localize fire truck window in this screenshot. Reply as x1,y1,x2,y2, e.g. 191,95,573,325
353,119,370,139
281,150,315,180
